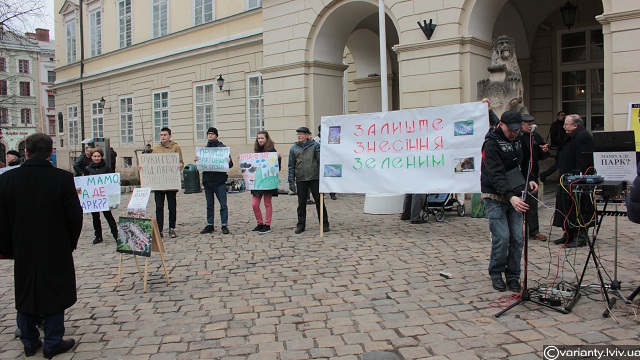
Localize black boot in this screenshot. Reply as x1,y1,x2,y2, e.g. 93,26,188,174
553,232,567,245
93,236,103,245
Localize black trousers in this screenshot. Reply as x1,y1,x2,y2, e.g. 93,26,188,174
155,190,178,232
91,210,118,238
296,180,329,228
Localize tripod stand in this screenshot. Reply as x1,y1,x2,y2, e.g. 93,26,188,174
495,197,569,317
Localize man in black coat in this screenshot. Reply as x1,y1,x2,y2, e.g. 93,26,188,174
552,114,595,247
72,146,93,176
540,111,567,183
520,114,550,240
0,133,83,358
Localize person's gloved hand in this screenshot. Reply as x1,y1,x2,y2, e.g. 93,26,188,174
289,183,297,193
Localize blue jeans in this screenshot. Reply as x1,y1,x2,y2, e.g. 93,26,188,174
205,183,228,226
17,310,64,351
484,198,524,281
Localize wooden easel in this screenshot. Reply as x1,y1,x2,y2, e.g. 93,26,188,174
117,216,170,292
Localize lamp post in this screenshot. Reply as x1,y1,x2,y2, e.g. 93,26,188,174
561,0,577,30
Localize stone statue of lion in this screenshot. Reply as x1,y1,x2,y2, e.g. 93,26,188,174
490,35,521,81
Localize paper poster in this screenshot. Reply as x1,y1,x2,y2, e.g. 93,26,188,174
238,152,280,190
74,173,121,213
116,217,153,257
628,103,640,151
139,153,181,191
195,147,230,172
127,187,152,218
319,102,489,194
594,152,637,183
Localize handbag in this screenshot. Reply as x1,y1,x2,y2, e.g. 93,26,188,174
505,167,526,191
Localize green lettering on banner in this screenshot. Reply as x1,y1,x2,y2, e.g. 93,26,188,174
86,177,96,185
353,158,362,170
432,154,445,167
392,157,402,168
365,158,376,169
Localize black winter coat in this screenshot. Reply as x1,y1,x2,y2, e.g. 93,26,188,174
520,131,550,181
0,158,83,314
480,126,524,201
625,162,640,224
86,159,113,175
552,125,595,228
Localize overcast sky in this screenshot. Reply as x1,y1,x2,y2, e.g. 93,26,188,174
23,0,56,39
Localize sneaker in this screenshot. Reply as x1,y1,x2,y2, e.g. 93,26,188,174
295,226,305,234
507,279,522,292
200,225,215,234
43,338,75,360
258,225,271,234
168,228,177,238
92,236,103,245
330,194,337,200
251,224,264,232
221,226,229,235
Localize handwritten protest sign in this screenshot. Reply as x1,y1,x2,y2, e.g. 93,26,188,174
127,187,152,218
195,147,230,172
238,152,280,190
139,153,181,190
319,102,489,194
74,173,121,213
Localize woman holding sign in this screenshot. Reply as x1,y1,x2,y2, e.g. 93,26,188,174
249,131,282,234
86,148,119,244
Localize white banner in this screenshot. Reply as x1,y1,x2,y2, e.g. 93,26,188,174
319,102,489,194
195,147,230,172
139,153,182,190
74,173,121,213
127,187,152,218
238,152,280,190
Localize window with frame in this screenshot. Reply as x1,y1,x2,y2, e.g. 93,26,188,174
0,57,6,72
194,83,215,142
19,82,30,96
48,71,56,83
48,116,56,134
152,0,169,38
48,95,55,108
0,107,8,124
123,157,133,169
18,60,29,73
118,0,132,48
153,91,170,142
559,28,604,131
68,106,79,147
21,109,32,124
246,0,261,10
195,0,214,25
248,74,264,138
66,20,77,63
58,112,64,133
0,80,7,95
91,102,104,137
90,9,102,57
120,97,134,144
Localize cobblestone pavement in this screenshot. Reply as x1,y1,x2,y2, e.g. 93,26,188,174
1,184,640,359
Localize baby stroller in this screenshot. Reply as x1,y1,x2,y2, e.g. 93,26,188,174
420,193,465,222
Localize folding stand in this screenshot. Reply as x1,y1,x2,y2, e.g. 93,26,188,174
564,197,616,317
495,208,569,317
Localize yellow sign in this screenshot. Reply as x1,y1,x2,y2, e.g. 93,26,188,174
628,103,640,151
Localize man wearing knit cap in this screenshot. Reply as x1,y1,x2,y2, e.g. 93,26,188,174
195,127,233,235
481,110,538,293
288,126,329,234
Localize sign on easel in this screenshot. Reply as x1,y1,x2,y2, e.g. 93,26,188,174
127,187,152,218
116,216,169,292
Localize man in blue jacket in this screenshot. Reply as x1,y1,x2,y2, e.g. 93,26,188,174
196,127,233,235
288,126,329,234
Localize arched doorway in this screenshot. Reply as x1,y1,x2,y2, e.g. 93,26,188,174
308,0,400,129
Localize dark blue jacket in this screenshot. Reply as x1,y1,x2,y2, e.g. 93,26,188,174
202,140,233,187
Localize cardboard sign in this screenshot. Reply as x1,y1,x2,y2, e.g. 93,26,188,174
195,147,230,172
319,102,489,194
139,153,182,190
127,187,152,218
238,152,280,190
74,173,121,213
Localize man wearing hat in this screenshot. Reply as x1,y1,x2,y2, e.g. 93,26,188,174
6,150,22,167
520,114,550,241
195,127,233,235
481,110,538,292
288,126,330,234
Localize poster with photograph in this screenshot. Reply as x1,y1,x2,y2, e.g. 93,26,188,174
117,217,153,257
195,147,231,172
238,152,280,190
